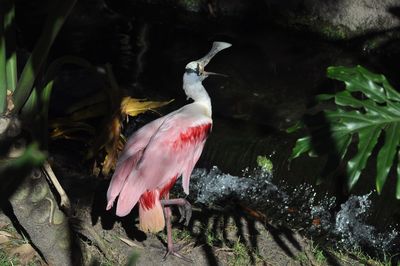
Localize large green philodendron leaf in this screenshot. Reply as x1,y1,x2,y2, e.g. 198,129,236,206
291,65,400,199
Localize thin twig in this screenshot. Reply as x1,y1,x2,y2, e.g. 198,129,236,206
119,237,143,249
42,161,71,214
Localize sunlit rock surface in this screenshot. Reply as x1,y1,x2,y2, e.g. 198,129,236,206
268,0,400,39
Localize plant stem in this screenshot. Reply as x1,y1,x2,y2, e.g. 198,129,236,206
40,80,54,148
0,5,7,114
4,0,17,93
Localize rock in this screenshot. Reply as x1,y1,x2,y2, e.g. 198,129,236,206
9,169,79,266
266,0,400,39
127,0,400,39
0,116,21,139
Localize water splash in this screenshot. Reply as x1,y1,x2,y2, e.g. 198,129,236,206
188,166,286,206
175,166,400,257
334,194,398,251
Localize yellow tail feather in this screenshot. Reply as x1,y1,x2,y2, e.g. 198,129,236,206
139,200,165,233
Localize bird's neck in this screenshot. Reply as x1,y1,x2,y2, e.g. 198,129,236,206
183,75,212,117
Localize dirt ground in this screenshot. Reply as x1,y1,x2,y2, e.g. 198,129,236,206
0,148,370,266
0,201,367,266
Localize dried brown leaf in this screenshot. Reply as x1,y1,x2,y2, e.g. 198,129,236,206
0,221,9,229
10,243,36,264
101,117,122,175
92,161,101,177
0,235,10,244
94,97,172,175
6,90,15,113
121,97,173,117
0,231,13,238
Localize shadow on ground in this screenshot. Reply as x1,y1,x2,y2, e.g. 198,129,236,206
84,179,344,266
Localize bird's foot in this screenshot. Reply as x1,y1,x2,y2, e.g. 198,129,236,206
163,246,193,263
178,200,192,226
161,198,192,226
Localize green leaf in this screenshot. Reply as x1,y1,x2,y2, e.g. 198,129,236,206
376,123,400,193
286,121,303,133
21,87,38,119
328,65,387,103
289,136,312,161
316,93,335,101
347,126,381,189
334,91,362,108
332,132,352,160
382,76,400,101
325,110,377,132
292,65,400,198
19,56,93,146
0,9,7,114
4,0,16,93
386,101,400,116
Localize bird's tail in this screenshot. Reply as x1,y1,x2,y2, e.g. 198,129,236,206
138,190,165,233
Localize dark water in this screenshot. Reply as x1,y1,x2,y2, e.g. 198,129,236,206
18,1,400,260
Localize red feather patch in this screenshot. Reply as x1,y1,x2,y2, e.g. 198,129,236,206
160,175,178,198
139,175,178,210
139,190,157,210
139,124,211,211
174,123,211,150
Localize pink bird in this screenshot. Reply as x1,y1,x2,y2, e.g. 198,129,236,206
106,42,232,259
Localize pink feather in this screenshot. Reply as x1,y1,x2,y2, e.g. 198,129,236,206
106,103,212,217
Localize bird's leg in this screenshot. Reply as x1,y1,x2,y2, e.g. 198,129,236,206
160,194,193,262
161,198,192,226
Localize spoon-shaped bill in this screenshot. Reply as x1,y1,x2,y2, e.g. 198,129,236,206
197,42,232,67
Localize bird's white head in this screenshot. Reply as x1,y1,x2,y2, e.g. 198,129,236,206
183,42,232,103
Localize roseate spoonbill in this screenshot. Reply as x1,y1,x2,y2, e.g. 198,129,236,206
106,41,231,259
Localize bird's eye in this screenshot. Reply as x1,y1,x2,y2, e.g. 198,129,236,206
185,63,201,76
185,68,197,74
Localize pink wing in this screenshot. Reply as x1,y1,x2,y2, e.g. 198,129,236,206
109,103,212,216
182,136,209,194
106,116,167,210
